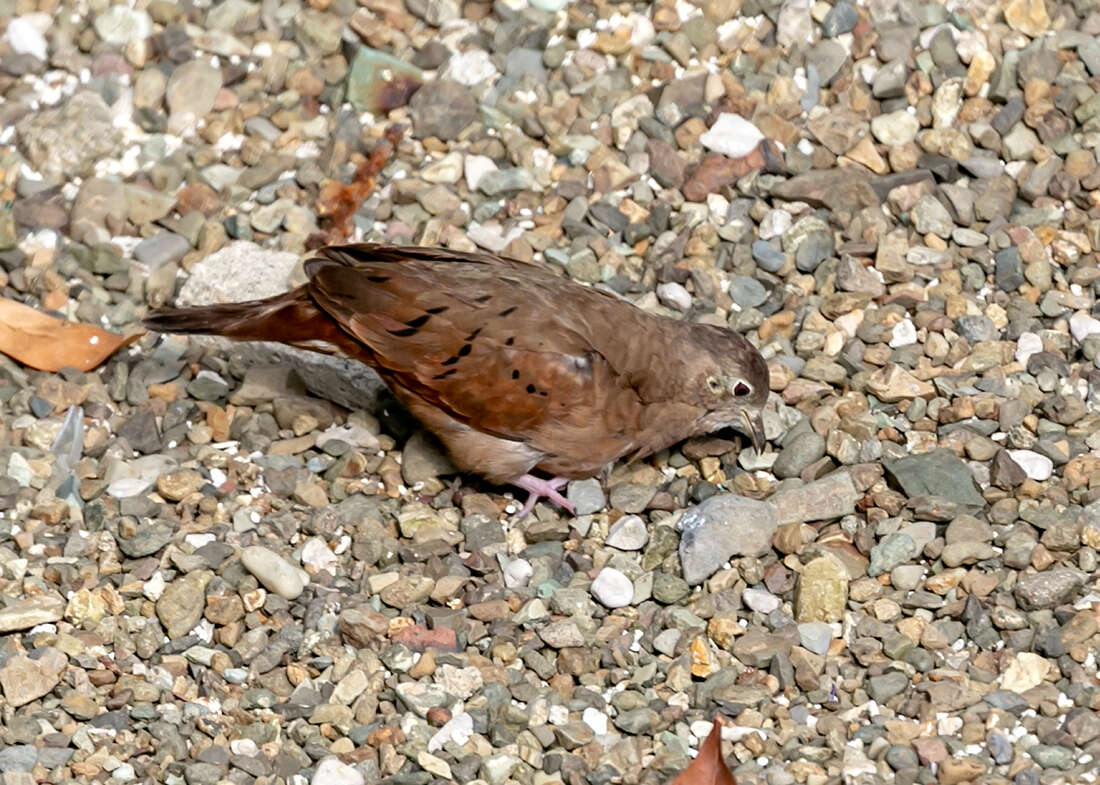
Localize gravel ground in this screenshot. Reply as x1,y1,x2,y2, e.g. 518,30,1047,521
2,1,1100,784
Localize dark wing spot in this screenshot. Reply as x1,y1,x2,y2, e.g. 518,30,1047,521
505,337,515,346
367,275,390,283
388,327,418,337
498,306,518,317
441,355,459,366
457,343,472,357
465,328,482,341
405,314,431,328
526,384,536,394
433,369,457,380
512,370,520,379
426,306,449,314
539,391,548,397
474,294,492,303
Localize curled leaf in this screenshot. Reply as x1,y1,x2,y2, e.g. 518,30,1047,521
682,145,767,202
308,125,404,249
670,717,736,785
0,296,140,372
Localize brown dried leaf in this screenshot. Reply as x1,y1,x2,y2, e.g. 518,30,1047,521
308,125,404,249
0,297,140,372
670,717,736,785
682,145,767,202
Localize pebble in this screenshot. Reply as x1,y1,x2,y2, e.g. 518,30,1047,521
590,568,634,609
1007,450,1053,481
6,16,48,60
796,555,848,622
94,6,153,46
166,59,223,120
770,471,862,524
797,622,834,654
698,114,764,158
241,546,307,599
0,595,66,632
312,757,364,785
0,649,67,707
742,587,780,614
605,515,649,550
772,430,825,478
678,495,779,585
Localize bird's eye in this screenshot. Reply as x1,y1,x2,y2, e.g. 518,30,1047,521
733,381,752,397
706,376,723,394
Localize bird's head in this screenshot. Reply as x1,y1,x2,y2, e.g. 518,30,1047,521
690,326,770,452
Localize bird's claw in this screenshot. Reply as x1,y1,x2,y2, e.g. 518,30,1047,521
511,474,575,518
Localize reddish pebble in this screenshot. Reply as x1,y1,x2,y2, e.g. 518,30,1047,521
426,706,452,727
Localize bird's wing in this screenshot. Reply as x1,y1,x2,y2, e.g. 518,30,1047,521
305,245,641,444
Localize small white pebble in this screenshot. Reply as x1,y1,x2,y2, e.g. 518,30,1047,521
582,708,608,735
1069,311,1100,343
698,113,764,158
1015,332,1043,366
889,319,917,347
1007,450,1052,481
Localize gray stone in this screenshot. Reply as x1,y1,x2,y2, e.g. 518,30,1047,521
797,622,833,655
478,168,538,196
1027,745,1075,770
752,240,786,272
1002,124,1040,160
773,431,826,478
678,495,779,585
395,682,457,717
116,521,173,558
954,315,999,343
822,1,858,36
612,708,658,734
1014,569,1086,610
883,451,985,506
868,533,919,577
872,60,908,99
867,671,910,702
770,471,861,524
0,746,36,773
567,479,606,516
806,39,848,86
166,59,223,119
728,276,768,308
911,194,954,237
605,515,649,550
994,247,1025,290
409,80,477,140
17,92,122,180
134,232,191,267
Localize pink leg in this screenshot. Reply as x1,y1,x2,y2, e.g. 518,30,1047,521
511,474,575,517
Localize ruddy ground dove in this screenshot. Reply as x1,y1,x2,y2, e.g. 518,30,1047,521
144,244,769,515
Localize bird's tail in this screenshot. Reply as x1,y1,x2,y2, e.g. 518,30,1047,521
143,287,361,356
143,287,309,339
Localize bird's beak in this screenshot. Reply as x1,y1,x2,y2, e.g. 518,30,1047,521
741,409,766,453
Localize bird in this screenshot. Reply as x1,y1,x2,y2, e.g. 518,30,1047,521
143,243,770,517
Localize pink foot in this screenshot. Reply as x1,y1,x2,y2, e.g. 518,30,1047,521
511,474,575,518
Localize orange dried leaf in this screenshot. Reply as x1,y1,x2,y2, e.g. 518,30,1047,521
670,718,736,785
309,125,404,249
0,297,140,372
682,146,767,202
